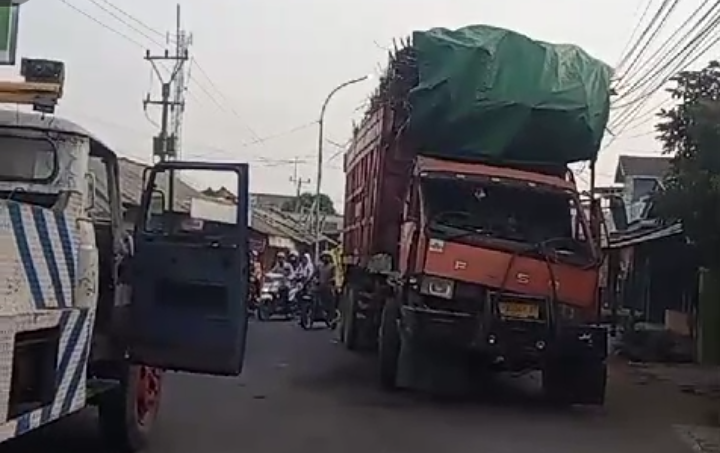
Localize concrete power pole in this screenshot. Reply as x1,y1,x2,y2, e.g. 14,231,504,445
143,4,189,163
289,156,310,213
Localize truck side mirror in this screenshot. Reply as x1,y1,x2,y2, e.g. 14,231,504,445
149,190,165,215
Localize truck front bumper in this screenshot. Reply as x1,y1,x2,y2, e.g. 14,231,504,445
400,305,607,365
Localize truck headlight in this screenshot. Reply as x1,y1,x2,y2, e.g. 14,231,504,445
420,277,455,299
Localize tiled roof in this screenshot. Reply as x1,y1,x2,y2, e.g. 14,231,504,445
614,155,672,183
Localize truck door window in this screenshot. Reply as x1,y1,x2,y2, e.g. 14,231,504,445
142,168,242,244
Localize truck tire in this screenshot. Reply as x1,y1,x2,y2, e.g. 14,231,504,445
341,287,360,351
542,357,607,406
378,298,401,390
98,364,163,452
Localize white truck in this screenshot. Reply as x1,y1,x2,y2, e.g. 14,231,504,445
0,59,251,450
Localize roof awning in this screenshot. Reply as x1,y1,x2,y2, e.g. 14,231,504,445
606,223,682,249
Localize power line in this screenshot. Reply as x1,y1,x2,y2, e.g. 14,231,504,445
58,0,146,48
615,0,720,102
612,14,720,131
62,0,252,135
83,0,165,48
190,57,262,142
616,0,660,70
617,0,681,83
618,0,717,95
92,0,169,42
608,3,720,137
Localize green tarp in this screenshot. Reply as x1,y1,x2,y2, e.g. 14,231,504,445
407,25,613,165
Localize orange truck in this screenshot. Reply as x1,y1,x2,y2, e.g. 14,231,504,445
338,25,611,405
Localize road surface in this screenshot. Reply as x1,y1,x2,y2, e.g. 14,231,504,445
0,320,703,453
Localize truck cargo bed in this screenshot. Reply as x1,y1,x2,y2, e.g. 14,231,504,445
343,107,412,268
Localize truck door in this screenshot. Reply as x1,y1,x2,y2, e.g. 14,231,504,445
127,161,250,376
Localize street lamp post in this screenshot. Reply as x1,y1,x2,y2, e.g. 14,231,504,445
313,75,371,260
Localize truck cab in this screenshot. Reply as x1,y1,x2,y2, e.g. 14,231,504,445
388,156,607,403
0,102,250,449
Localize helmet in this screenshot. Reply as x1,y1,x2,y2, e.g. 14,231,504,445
289,250,299,258
276,251,286,259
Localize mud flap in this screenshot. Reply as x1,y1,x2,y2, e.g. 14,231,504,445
126,161,250,376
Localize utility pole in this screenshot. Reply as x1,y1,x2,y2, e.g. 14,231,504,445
170,4,192,158
143,4,189,205
289,156,310,213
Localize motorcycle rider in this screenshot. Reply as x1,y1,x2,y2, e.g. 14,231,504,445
270,251,295,306
316,251,337,321
249,250,263,305
287,250,300,275
270,251,294,279
297,253,315,283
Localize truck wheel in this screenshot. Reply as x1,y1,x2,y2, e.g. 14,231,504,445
98,364,163,452
378,298,401,390
342,287,360,351
542,358,606,406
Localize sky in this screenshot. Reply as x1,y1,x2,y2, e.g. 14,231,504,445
0,0,713,212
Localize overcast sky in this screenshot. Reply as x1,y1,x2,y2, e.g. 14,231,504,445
0,0,712,211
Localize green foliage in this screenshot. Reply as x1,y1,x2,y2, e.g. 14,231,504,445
655,61,720,267
281,192,337,215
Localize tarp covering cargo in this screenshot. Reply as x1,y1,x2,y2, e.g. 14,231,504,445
404,25,613,165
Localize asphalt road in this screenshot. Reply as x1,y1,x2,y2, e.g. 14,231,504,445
0,319,699,453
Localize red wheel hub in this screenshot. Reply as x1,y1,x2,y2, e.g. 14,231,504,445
135,366,162,426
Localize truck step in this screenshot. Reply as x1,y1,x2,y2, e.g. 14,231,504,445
86,378,120,400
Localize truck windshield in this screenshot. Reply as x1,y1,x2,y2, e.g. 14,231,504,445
422,176,593,264
0,134,57,182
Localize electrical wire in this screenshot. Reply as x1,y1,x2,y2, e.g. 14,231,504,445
615,0,720,102
609,5,720,136
621,0,680,85
83,0,165,48
613,17,720,132
616,0,656,70
618,0,717,94
615,0,678,80
61,0,272,148
58,0,146,48
187,59,262,144
93,0,170,42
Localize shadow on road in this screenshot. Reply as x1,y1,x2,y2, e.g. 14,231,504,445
288,339,602,421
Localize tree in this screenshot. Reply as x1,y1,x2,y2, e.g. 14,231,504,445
655,61,720,268
655,61,720,365
281,192,337,215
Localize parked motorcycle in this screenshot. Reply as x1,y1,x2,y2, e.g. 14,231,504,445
256,272,295,321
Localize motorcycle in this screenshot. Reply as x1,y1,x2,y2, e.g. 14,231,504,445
298,279,338,330
248,274,260,317
256,272,296,321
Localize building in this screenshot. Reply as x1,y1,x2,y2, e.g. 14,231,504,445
614,155,672,224
91,157,325,269
603,154,698,360
250,193,295,211
250,191,344,242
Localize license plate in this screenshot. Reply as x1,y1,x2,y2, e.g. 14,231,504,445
498,302,539,319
